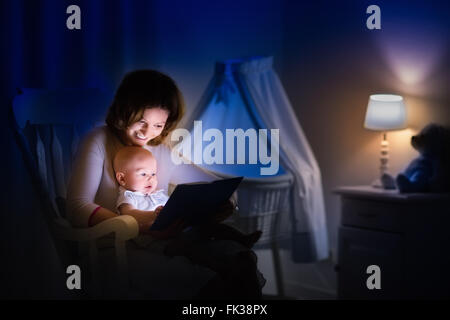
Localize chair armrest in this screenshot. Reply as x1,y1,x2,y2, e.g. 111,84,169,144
52,215,139,242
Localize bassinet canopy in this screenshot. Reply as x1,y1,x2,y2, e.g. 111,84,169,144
177,56,329,262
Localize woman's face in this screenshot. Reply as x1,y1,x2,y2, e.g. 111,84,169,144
125,107,169,147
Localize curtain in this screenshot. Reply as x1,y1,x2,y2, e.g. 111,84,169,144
240,57,329,261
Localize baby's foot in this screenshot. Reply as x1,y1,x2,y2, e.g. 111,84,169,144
242,230,262,248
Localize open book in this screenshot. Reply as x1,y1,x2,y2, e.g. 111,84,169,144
149,176,243,231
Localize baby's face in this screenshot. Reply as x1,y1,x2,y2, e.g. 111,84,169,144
119,155,158,195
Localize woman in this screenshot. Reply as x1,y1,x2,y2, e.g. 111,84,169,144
66,69,265,299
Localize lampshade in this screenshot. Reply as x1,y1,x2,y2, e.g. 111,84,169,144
364,94,407,131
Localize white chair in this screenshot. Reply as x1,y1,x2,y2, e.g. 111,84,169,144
11,88,138,298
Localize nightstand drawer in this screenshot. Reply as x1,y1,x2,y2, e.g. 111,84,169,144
341,198,404,232
335,186,450,299
337,226,404,299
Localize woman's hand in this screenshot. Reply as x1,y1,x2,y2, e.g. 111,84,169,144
118,204,162,234
135,211,159,234
136,206,164,233
146,218,186,240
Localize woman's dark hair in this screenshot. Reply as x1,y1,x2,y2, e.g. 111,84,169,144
106,69,185,146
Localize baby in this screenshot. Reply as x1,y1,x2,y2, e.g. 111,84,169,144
114,146,168,220
113,146,262,253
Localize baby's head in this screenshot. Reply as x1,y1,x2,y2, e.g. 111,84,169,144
113,146,158,195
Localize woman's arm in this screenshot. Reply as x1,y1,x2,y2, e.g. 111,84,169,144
88,206,120,226
66,129,110,227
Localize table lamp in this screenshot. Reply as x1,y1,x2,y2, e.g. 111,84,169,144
364,94,407,189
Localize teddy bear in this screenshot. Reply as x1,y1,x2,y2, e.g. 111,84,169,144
395,123,450,193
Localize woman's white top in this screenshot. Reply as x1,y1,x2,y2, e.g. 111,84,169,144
66,125,218,227
116,187,169,212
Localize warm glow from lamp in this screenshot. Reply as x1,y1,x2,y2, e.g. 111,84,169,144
364,94,408,189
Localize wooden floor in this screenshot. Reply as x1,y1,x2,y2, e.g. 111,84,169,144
255,248,337,300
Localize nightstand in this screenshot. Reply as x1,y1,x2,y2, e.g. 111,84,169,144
334,186,450,299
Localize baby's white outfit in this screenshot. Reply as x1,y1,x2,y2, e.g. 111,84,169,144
116,186,169,212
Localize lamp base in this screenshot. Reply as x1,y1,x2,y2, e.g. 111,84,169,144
371,133,397,190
